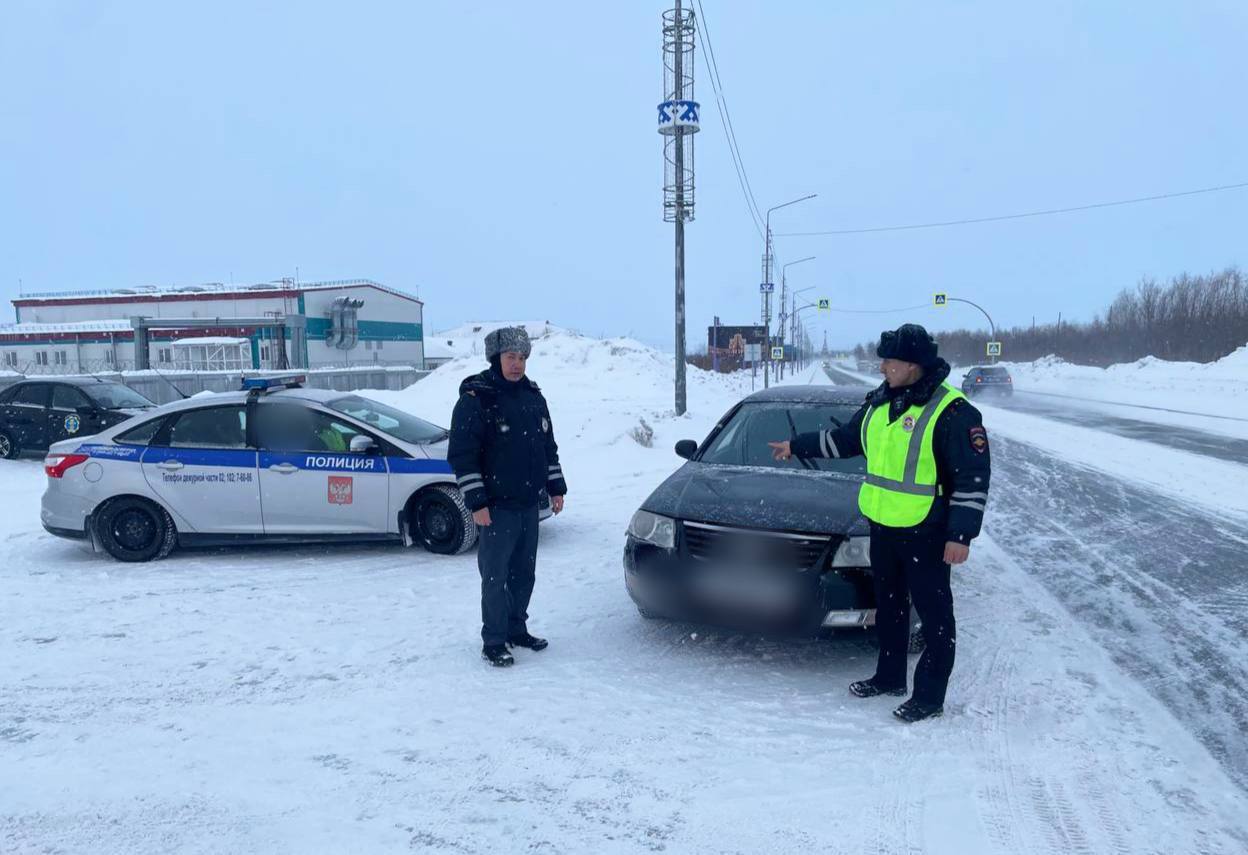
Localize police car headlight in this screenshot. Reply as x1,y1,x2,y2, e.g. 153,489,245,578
831,536,871,567
628,510,676,550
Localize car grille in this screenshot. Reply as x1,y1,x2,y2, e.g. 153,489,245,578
682,521,832,571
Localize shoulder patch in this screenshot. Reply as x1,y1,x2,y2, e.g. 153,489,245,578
968,425,988,454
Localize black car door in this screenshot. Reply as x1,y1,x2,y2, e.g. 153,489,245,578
3,383,50,451
47,384,99,446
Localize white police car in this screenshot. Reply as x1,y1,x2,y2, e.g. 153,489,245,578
41,376,536,561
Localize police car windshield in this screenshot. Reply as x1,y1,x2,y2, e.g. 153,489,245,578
89,383,155,410
700,402,866,474
328,396,448,444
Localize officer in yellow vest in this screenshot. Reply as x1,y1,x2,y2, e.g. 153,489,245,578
769,324,991,722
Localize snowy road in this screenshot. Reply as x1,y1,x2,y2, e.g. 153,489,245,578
4,342,1248,854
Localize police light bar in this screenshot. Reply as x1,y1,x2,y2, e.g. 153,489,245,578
241,375,306,392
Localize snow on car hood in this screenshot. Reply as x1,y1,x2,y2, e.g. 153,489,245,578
640,462,869,536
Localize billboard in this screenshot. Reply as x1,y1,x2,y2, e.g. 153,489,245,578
708,324,768,369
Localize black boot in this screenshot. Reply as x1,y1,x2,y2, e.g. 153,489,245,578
482,644,515,667
507,632,548,651
849,678,906,698
893,698,943,723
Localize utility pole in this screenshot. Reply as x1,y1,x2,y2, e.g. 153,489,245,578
779,256,814,380
659,1,699,415
763,194,816,388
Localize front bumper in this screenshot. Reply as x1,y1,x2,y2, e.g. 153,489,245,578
623,532,876,636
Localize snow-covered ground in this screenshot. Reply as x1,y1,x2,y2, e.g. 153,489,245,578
4,335,1248,853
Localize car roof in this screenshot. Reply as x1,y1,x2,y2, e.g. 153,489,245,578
8,376,123,388
139,385,354,415
742,384,872,405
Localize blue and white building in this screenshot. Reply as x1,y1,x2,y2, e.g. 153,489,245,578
1,279,426,374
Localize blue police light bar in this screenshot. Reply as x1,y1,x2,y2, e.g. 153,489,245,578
241,375,306,392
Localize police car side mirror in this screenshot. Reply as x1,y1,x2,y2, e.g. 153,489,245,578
75,405,99,417
350,435,378,454
674,439,698,460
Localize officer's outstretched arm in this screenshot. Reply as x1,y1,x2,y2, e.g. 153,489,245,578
789,405,867,460
447,394,490,512
941,400,991,545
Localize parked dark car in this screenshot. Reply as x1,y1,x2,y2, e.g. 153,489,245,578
624,385,922,648
0,378,155,458
961,365,1013,398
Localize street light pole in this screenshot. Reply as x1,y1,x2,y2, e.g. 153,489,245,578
779,256,815,380
763,194,816,388
792,285,815,369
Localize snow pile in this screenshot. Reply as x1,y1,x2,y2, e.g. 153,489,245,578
996,345,1248,420
428,320,570,361
369,329,756,457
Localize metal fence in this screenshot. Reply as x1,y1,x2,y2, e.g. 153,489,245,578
0,366,431,405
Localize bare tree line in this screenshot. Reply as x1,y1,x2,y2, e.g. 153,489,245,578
855,267,1248,367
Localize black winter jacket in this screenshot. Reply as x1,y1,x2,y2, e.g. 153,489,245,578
447,368,568,512
791,359,991,543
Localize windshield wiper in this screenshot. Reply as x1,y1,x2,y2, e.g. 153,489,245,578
785,410,815,471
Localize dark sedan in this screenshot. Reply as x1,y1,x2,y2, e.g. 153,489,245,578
0,378,155,459
624,385,922,647
961,365,1013,398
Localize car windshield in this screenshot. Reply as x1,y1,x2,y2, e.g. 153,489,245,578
328,395,448,444
699,401,866,474
89,383,155,409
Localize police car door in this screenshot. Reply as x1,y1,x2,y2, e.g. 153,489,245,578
47,384,97,446
254,401,389,534
141,404,264,533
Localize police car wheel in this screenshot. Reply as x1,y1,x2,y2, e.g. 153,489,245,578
95,497,176,562
0,430,17,460
412,485,478,555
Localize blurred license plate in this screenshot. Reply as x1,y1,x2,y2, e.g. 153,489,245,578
693,568,796,611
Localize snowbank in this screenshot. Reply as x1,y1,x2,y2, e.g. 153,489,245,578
993,346,1248,423
428,320,569,361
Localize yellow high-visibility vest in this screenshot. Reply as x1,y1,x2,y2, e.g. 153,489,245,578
858,381,965,527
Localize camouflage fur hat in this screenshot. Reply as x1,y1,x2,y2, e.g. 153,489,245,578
485,326,532,359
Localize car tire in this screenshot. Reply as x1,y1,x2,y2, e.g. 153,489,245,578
94,497,177,562
411,484,478,555
0,430,17,460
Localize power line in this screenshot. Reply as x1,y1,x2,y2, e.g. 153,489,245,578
777,180,1248,237
799,302,932,314
694,0,765,238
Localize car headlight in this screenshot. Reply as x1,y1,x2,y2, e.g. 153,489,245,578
627,510,676,550
831,536,871,567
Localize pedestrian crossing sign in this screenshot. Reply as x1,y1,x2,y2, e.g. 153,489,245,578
771,346,785,360
986,341,1003,357
934,293,948,306
818,298,830,311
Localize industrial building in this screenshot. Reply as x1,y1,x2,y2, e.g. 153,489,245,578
0,279,425,374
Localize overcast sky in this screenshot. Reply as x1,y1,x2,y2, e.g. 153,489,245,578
2,1,1246,351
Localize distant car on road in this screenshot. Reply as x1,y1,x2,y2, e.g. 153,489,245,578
624,384,923,649
961,365,1013,398
40,375,550,562
0,378,156,459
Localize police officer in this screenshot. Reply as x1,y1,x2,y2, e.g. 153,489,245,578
769,323,990,722
448,327,568,667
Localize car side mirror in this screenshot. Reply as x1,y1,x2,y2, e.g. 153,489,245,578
674,439,698,460
350,435,378,454
75,405,99,416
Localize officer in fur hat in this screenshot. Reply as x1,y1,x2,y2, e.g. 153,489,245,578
448,326,568,667
769,323,991,721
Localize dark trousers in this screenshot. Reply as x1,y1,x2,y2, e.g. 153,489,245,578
869,522,956,705
477,505,540,646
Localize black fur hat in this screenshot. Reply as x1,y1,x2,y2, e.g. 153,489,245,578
876,323,938,367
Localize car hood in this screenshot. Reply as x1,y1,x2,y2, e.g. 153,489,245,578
641,462,869,536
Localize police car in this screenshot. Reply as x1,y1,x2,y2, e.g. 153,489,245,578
41,376,537,561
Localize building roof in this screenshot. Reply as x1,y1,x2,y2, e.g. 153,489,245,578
12,279,422,308
0,319,133,335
